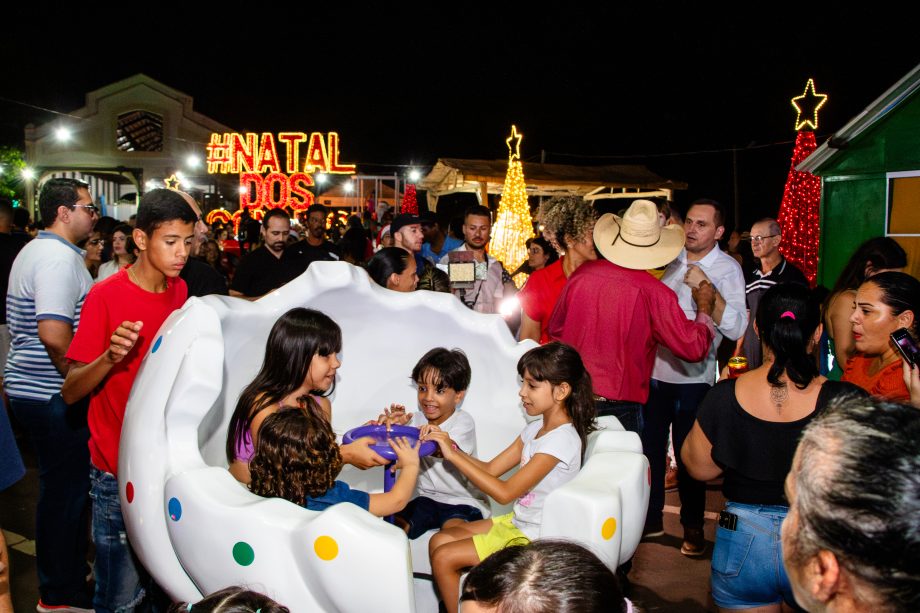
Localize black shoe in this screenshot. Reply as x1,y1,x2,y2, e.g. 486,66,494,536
681,526,706,557
642,520,665,539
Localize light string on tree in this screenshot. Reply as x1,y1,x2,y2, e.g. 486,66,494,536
491,125,534,288
777,79,827,287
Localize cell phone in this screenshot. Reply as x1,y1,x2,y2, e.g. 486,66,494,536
890,327,920,366
718,510,738,531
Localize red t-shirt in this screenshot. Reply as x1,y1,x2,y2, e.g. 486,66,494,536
841,355,910,402
65,269,188,475
518,260,567,344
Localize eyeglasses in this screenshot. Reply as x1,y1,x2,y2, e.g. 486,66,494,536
88,238,105,246
72,204,99,216
749,234,779,244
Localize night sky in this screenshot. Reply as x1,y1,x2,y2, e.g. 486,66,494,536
2,5,918,228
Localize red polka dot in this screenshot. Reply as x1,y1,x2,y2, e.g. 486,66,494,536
126,482,135,504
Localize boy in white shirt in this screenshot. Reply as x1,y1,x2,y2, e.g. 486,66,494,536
381,348,489,538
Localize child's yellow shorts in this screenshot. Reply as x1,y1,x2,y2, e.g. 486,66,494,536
472,513,530,560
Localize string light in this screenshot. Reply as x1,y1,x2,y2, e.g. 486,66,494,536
791,79,828,131
777,132,820,286
164,174,181,189
491,125,534,288
400,184,418,215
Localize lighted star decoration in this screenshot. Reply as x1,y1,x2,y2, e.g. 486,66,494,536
164,174,181,190
791,79,828,131
505,125,522,161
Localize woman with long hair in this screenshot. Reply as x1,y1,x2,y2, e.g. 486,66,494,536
823,237,906,378
682,283,865,612
97,224,136,282
841,271,920,402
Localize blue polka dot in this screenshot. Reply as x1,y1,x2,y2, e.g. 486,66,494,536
152,336,163,353
168,497,182,521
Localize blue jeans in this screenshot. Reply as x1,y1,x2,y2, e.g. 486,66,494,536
711,502,795,609
9,394,92,607
90,465,147,612
596,400,643,434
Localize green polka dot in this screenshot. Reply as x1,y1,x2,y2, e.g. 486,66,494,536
232,541,254,566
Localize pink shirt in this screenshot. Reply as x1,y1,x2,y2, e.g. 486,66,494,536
548,259,714,404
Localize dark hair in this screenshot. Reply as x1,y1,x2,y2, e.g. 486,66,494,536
367,247,411,288
865,271,920,337
689,198,725,228
38,177,90,225
338,227,368,264
460,540,627,613
517,342,596,459
411,348,472,392
464,205,492,224
416,265,451,292
112,223,133,238
12,206,30,229
249,408,342,503
262,208,289,228
226,308,342,463
168,586,290,612
831,237,907,295
526,236,559,266
135,188,197,235
756,283,821,389
791,397,920,611
306,204,327,218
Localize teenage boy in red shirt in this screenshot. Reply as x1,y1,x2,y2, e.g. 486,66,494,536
62,189,196,612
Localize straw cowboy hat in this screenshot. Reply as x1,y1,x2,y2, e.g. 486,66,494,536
593,200,685,270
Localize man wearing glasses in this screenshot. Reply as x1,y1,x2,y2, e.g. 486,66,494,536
736,218,807,368
5,177,97,611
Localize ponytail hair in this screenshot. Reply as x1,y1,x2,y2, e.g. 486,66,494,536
755,283,820,389
517,342,597,459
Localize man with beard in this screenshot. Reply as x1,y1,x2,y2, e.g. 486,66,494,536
231,208,292,298
282,204,338,281
439,205,505,314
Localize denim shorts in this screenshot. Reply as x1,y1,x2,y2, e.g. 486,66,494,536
395,496,484,539
710,502,796,609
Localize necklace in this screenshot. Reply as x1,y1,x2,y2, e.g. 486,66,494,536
128,265,167,293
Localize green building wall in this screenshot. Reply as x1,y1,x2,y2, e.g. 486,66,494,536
816,88,920,287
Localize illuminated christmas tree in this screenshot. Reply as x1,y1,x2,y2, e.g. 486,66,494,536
491,125,534,287
400,183,418,215
777,79,827,287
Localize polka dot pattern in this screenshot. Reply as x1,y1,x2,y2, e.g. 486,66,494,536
233,541,255,566
314,536,338,561
602,517,617,540
152,336,163,353
168,497,182,521
126,482,135,504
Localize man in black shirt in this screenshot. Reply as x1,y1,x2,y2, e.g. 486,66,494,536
737,218,808,367
178,192,228,297
230,208,291,298
281,203,338,282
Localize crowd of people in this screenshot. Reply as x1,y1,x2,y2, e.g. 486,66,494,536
1,179,919,613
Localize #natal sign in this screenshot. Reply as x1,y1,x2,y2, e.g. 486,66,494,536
206,132,356,211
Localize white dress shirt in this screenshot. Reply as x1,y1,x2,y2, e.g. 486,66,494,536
651,244,747,385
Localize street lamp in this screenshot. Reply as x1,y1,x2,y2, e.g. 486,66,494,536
21,168,35,180
408,169,421,183
55,127,71,142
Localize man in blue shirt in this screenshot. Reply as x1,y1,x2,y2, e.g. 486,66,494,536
419,211,461,266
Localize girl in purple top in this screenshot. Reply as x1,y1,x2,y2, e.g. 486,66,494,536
226,308,345,484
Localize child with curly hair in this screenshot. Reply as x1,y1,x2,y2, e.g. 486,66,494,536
249,407,421,515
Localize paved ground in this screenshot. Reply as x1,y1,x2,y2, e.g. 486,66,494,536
2,418,723,612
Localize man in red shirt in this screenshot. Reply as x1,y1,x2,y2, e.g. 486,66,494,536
62,189,196,612
548,199,716,433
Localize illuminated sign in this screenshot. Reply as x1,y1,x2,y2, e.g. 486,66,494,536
206,132,356,211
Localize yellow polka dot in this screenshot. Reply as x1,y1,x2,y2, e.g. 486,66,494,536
314,536,338,561
601,518,617,540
